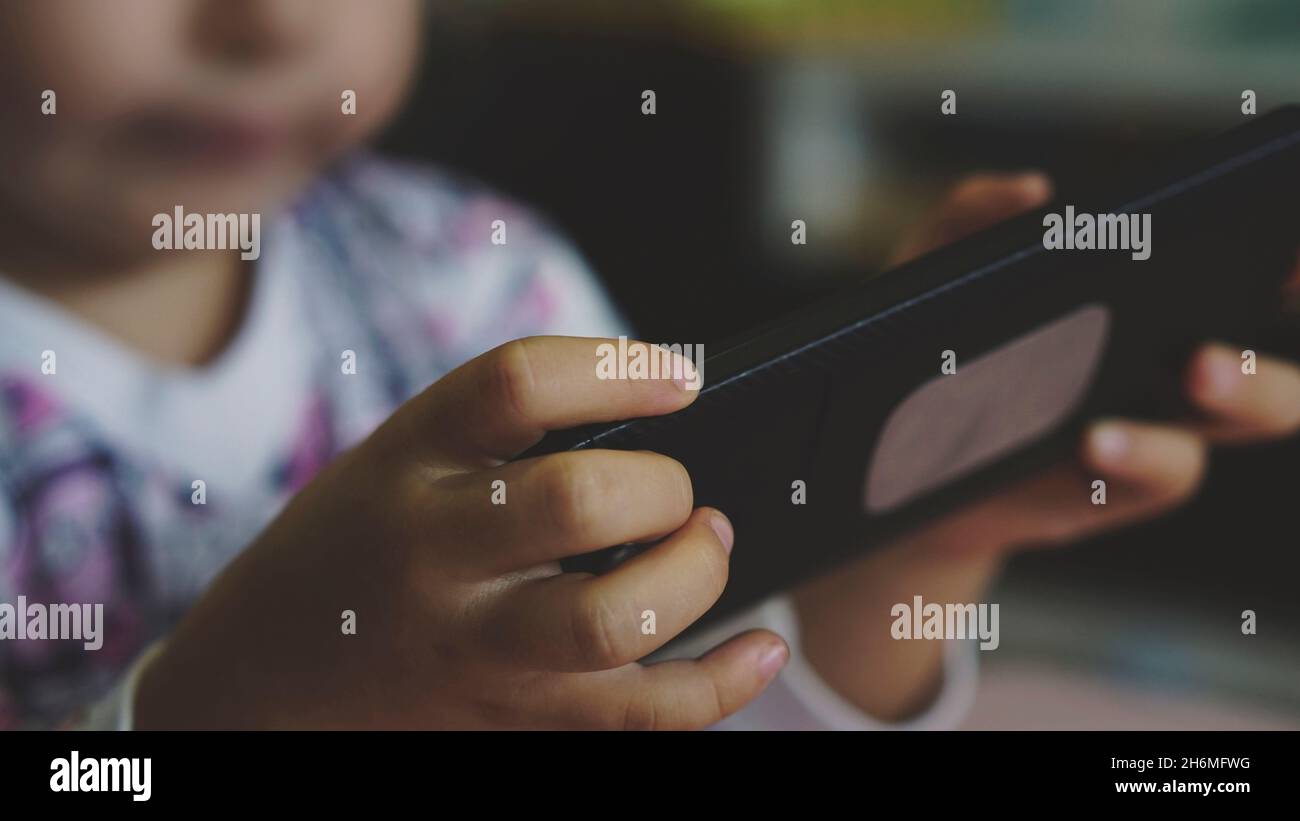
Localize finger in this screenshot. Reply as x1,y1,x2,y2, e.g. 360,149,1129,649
1081,419,1208,494
433,449,693,574
903,420,1207,558
890,171,1053,265
539,629,788,730
482,507,735,671
1017,419,1207,544
1184,343,1300,443
386,336,701,468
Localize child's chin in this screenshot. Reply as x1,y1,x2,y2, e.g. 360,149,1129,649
132,170,305,221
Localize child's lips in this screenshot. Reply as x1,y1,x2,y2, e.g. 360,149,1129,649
123,111,291,166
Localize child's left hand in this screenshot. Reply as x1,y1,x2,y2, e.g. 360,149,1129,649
790,172,1300,721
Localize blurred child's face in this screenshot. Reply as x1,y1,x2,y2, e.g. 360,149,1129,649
0,0,422,264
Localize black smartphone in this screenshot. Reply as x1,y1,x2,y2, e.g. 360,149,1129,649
522,106,1300,628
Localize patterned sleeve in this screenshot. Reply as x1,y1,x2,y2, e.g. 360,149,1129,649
308,154,631,368
0,380,155,730
0,479,15,728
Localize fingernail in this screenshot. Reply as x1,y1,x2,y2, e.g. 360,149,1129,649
757,642,789,679
1200,346,1240,400
1015,170,1052,198
672,355,700,392
1089,421,1130,465
708,511,734,554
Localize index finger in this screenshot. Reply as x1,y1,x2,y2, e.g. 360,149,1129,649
388,336,702,467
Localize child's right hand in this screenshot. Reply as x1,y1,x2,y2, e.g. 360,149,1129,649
135,337,788,729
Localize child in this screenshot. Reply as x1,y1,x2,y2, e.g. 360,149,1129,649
2,1,1297,729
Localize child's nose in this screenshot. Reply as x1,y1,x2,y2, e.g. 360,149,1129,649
192,0,318,66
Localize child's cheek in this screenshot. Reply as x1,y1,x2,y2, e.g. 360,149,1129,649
309,4,424,160
0,0,185,116
0,1,186,213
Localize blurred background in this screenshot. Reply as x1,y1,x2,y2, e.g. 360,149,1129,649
381,0,1300,728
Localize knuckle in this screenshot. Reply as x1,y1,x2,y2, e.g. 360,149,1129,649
570,591,629,669
664,457,694,516
541,454,601,539
620,693,660,732
706,676,729,726
488,339,539,425
633,452,693,520
1170,443,1209,500
692,524,731,597
470,673,540,728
